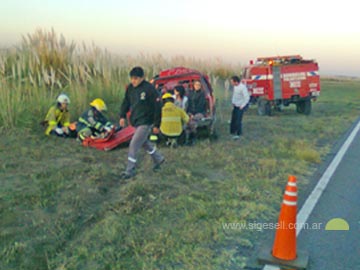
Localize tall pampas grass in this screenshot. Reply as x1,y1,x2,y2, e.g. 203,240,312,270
0,28,241,130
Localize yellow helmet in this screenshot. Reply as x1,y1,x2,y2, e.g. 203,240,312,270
90,98,107,112
162,93,174,100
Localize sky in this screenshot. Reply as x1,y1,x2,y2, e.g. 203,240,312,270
1,0,359,76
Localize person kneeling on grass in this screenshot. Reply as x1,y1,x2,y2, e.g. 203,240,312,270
76,98,114,141
160,93,189,147
43,94,71,137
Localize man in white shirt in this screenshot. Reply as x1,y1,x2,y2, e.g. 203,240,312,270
230,76,250,139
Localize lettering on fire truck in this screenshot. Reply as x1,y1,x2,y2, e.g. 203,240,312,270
282,72,306,81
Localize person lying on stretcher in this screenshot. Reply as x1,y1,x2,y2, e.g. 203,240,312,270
76,98,114,141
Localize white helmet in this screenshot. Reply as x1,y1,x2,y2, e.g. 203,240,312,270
57,94,70,104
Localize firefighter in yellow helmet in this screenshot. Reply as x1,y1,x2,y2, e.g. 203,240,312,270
43,94,71,137
77,98,114,141
160,93,189,147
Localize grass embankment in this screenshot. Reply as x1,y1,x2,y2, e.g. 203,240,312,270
1,78,360,270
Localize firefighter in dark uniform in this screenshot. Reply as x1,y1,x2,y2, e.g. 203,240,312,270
77,98,113,141
119,67,165,179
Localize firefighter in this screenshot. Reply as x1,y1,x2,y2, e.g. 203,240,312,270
160,93,189,147
43,94,71,137
119,66,165,179
230,76,250,139
77,98,113,141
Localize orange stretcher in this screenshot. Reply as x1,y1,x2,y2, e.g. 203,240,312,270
82,126,136,151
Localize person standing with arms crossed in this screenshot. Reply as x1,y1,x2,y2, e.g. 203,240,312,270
119,67,165,179
230,76,250,140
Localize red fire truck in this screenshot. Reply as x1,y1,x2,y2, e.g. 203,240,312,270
242,55,320,115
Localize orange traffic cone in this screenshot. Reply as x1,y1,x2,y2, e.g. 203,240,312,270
272,175,298,260
257,175,309,270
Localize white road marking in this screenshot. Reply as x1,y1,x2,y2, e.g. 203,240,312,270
296,119,360,235
263,119,360,270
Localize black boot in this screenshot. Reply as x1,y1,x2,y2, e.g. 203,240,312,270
185,133,194,146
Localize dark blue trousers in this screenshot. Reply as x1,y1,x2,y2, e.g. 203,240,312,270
230,105,247,136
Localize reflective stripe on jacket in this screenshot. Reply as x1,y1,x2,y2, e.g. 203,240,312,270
76,108,111,133
160,102,189,137
44,105,70,135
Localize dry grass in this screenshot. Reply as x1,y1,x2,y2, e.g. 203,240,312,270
0,29,241,129
1,79,360,270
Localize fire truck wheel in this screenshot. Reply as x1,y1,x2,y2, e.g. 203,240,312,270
257,99,272,116
296,100,312,115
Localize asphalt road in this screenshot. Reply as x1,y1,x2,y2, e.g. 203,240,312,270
297,124,360,269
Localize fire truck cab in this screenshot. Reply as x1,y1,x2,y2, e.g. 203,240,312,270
242,55,320,115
